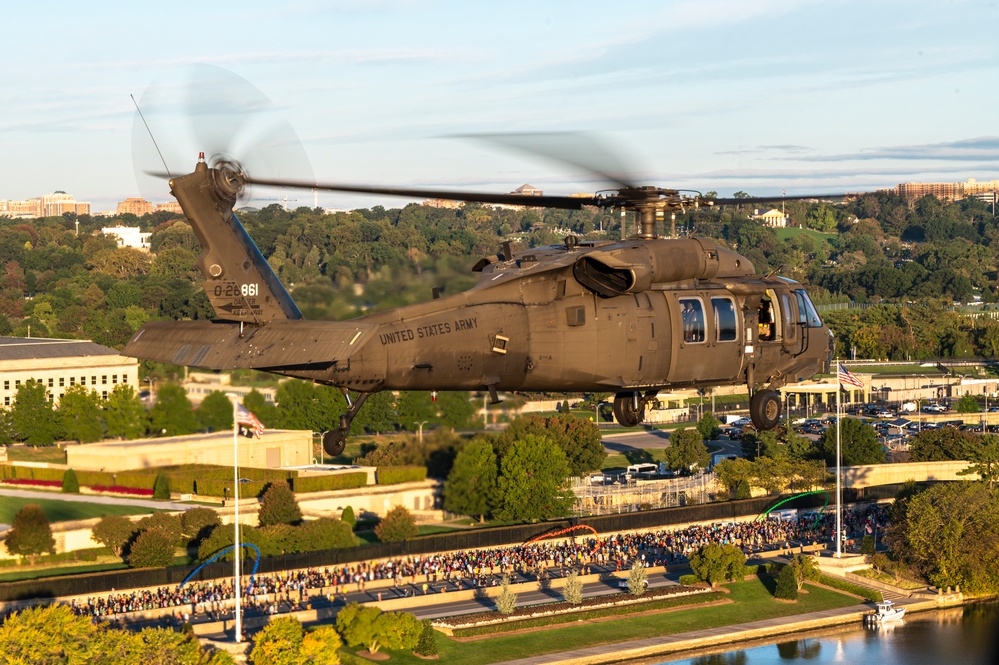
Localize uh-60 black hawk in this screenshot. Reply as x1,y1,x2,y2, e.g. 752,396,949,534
124,149,837,457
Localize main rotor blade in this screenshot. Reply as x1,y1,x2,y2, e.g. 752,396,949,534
458,132,638,190
711,192,856,206
243,175,600,210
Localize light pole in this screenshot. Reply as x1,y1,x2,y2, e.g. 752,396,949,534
414,420,428,443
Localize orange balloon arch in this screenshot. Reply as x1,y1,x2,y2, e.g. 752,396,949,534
523,524,598,545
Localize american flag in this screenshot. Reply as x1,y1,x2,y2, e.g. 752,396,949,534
236,403,265,438
838,363,865,389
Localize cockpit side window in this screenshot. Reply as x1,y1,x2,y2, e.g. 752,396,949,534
794,290,823,327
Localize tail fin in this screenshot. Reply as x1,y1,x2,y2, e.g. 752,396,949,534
170,157,302,324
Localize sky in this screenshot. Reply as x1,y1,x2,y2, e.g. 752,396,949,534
3,0,999,213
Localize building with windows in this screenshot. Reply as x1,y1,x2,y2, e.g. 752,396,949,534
0,191,90,218
101,226,152,250
751,208,790,228
0,337,140,406
891,178,999,201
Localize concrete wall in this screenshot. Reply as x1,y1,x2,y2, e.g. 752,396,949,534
841,460,976,488
66,429,313,471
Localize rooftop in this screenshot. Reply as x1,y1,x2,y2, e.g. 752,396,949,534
0,337,120,361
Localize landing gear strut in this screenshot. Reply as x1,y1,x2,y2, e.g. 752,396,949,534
749,389,782,431
612,390,658,427
321,391,372,457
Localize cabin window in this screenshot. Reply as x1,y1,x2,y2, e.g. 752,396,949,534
794,290,823,327
711,297,738,342
680,298,705,343
781,293,795,339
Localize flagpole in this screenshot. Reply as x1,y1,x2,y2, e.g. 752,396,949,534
835,367,842,559
231,395,242,642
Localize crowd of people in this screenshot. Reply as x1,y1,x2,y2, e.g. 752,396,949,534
58,503,889,622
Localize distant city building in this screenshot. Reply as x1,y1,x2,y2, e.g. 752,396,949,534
0,337,140,407
752,208,790,228
890,178,999,201
422,198,464,209
511,184,543,196
101,226,152,251
116,197,154,216
182,371,277,406
155,201,183,214
0,191,90,218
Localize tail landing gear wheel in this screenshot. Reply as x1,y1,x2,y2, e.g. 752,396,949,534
750,389,782,431
322,429,347,457
613,391,644,427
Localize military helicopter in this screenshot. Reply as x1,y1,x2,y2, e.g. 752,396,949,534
124,70,837,456
123,147,840,456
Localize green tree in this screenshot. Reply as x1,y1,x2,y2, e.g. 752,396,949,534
375,505,418,543
62,468,79,494
714,457,754,500
961,435,999,489
887,482,999,594
443,438,498,522
414,620,439,657
148,382,199,436
0,605,103,664
127,527,175,568
4,503,55,562
688,543,747,588
197,390,234,432
789,554,819,590
135,512,183,544
10,379,60,445
104,384,147,439
336,603,385,653
774,563,798,600
665,427,711,472
563,569,583,604
92,514,136,557
494,434,574,521
258,482,303,527
497,414,605,475
818,417,884,466
697,412,722,441
955,394,980,413
58,384,105,443
250,616,342,665
910,427,979,462
296,517,357,551
181,507,222,547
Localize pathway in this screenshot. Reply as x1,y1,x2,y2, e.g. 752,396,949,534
0,487,196,512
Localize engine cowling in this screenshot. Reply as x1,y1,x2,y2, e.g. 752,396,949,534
572,238,749,297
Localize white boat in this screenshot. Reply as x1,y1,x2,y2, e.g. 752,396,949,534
867,599,906,624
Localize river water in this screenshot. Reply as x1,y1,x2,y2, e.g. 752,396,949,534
648,604,999,665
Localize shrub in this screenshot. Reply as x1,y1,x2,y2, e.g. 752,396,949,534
414,619,439,657
563,569,583,605
296,517,357,551
679,574,700,586
376,466,427,485
135,512,183,545
374,505,417,543
4,504,55,562
152,474,170,500
774,564,798,600
61,469,79,494
496,575,518,615
127,528,175,568
627,563,648,596
258,482,303,527
341,506,356,529
860,534,875,555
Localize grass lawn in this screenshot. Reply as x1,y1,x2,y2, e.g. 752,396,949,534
5,446,67,464
0,496,157,524
0,561,130,583
343,577,862,665
775,227,837,247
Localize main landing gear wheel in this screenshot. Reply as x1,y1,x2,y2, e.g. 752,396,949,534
750,389,782,431
322,428,348,457
612,391,657,427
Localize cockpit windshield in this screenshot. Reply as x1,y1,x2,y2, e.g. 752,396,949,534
793,290,823,328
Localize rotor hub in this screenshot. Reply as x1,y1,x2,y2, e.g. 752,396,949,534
209,156,247,200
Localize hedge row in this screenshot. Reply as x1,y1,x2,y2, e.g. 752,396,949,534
0,465,65,482
376,466,427,485
291,472,368,493
193,478,271,499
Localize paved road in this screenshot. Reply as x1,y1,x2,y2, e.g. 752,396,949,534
0,487,197,512
602,430,742,457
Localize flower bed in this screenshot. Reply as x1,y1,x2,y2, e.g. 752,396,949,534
86,485,154,497
435,584,711,634
1,478,63,489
